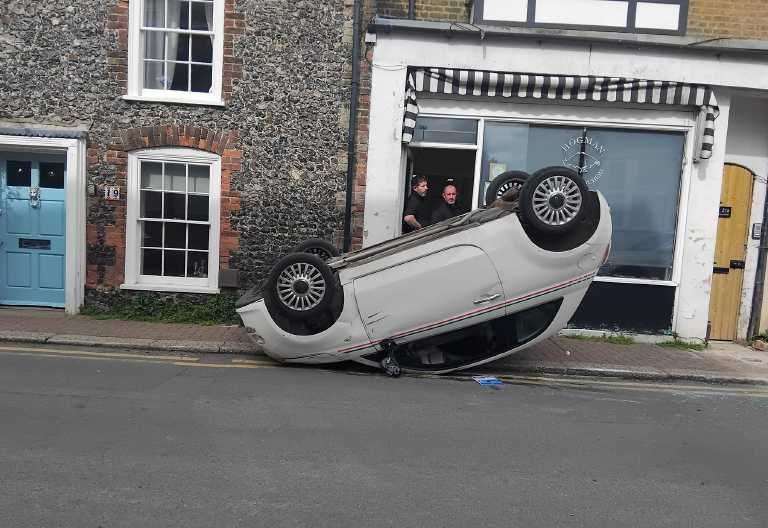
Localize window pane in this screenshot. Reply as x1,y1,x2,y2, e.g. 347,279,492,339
479,122,582,207
142,221,163,247
535,0,628,28
144,61,165,90
141,191,163,218
188,195,209,221
191,1,213,30
168,63,189,91
191,35,213,63
167,0,188,29
165,163,186,192
164,250,186,276
190,65,212,93
412,117,478,144
6,161,31,186
144,31,165,60
142,248,162,275
144,0,165,27
189,165,210,193
483,0,527,22
172,34,190,62
586,129,684,281
164,193,186,220
188,251,209,277
165,222,186,249
189,224,209,250
141,162,163,189
39,163,65,189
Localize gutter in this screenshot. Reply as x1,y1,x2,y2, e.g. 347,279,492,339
369,16,768,56
342,0,363,252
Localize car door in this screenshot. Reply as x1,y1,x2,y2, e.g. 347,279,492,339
353,244,505,344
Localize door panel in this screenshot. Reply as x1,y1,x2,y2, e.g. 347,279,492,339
7,252,31,287
40,201,65,235
708,165,753,341
353,245,505,342
0,155,67,307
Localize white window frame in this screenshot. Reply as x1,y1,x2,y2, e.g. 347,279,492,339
125,0,225,106
406,99,696,291
123,148,221,294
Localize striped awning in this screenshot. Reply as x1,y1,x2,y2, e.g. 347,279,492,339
403,67,719,160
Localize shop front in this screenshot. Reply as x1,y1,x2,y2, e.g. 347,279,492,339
400,98,694,334
360,26,766,341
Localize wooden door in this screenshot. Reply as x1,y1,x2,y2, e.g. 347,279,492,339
708,165,754,340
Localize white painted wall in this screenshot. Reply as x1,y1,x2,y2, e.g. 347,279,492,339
363,32,767,339
723,96,768,337
674,93,730,341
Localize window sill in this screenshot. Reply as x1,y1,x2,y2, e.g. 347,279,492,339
120,283,221,295
122,94,225,107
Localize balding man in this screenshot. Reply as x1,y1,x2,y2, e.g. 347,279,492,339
431,184,459,224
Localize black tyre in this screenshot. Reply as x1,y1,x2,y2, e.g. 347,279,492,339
292,238,340,261
520,166,587,235
484,170,530,206
264,253,339,321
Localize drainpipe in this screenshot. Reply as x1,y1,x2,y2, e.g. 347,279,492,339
748,176,768,339
342,0,363,252
408,0,416,19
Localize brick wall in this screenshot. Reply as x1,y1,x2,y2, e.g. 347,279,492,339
688,0,768,40
377,0,470,22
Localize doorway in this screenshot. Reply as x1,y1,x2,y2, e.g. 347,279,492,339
708,164,755,341
405,148,476,223
0,154,68,308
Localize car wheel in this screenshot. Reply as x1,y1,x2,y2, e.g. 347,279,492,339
264,253,339,321
292,238,340,261
484,170,530,206
519,166,587,235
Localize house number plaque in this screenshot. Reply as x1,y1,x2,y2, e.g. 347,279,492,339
104,186,120,201
719,206,732,218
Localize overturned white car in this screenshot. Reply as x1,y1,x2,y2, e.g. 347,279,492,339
237,166,612,375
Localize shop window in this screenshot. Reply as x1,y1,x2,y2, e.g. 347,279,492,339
480,122,684,281
124,149,220,293
475,0,688,35
127,0,224,105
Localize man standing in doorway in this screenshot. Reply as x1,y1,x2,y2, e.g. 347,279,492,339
430,183,459,224
402,174,430,233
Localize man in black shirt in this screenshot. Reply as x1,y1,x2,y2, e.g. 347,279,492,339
430,183,459,224
402,174,430,233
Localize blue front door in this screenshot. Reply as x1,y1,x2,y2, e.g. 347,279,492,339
0,154,67,307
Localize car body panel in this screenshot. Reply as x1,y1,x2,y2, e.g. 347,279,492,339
353,244,505,342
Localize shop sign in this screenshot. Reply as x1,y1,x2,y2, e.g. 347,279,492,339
561,135,607,185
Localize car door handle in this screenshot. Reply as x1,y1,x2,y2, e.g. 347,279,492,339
473,293,500,305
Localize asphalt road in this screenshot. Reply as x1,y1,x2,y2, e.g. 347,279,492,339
0,343,766,528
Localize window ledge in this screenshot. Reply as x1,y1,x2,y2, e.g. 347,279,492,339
122,94,226,107
120,283,221,295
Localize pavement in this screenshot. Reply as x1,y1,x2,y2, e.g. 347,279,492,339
2,306,768,385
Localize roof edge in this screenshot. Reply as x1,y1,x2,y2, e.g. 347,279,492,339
370,17,768,56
